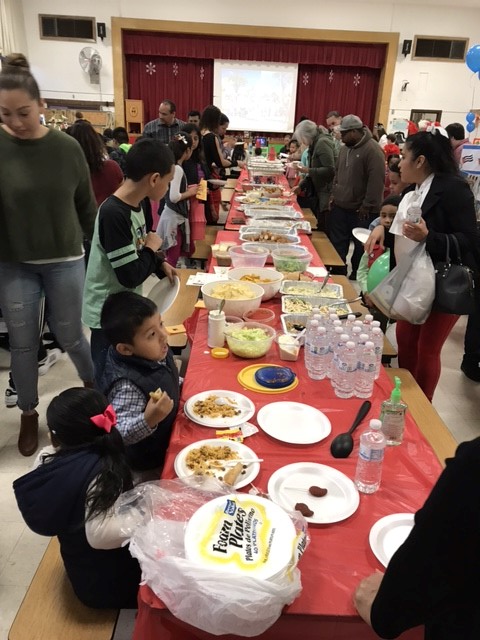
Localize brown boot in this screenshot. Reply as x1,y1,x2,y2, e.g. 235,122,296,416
18,411,39,457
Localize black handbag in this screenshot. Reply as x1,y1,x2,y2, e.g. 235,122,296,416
433,234,476,315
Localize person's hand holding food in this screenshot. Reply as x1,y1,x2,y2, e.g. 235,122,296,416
145,389,174,428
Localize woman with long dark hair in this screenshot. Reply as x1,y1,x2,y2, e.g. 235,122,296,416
13,388,142,609
67,120,123,206
365,129,479,401
181,123,210,252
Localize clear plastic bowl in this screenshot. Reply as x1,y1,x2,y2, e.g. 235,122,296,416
243,307,276,326
225,322,276,359
228,245,269,268
271,246,313,273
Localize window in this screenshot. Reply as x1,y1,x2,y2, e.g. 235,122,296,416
39,15,96,42
409,110,443,126
412,36,468,62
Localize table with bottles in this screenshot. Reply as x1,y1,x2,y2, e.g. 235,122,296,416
133,259,448,639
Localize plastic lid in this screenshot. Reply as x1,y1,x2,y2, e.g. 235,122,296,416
370,419,382,430
210,347,230,359
334,326,344,334
346,341,356,348
310,319,319,327
347,314,356,320
318,327,327,334
352,326,362,334
390,376,402,403
365,341,374,348
255,366,296,389
341,334,350,341
359,333,369,340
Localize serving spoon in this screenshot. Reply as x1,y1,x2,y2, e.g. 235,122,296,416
330,400,372,458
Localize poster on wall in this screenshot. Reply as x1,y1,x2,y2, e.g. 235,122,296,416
460,144,480,175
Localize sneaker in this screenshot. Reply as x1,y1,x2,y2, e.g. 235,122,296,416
5,384,17,408
38,348,62,376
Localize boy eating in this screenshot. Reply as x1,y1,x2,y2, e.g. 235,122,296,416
98,291,179,471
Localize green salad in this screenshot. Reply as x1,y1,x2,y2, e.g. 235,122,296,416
227,327,271,358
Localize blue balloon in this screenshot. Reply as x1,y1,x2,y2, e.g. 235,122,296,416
466,45,480,73
466,112,475,123
466,122,475,133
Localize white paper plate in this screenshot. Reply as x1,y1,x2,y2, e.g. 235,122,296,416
256,401,331,444
174,438,260,489
207,178,227,186
352,227,370,244
184,494,296,580
147,275,180,315
184,390,255,428
369,513,415,567
268,462,360,524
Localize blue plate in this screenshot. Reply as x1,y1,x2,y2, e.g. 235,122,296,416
254,366,296,389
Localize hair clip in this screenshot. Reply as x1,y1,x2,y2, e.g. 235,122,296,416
174,134,187,145
90,405,117,433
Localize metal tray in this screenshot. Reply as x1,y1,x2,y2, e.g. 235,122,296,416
240,232,300,247
281,295,352,316
245,207,302,220
240,227,298,242
280,313,309,343
242,220,295,230
279,281,343,298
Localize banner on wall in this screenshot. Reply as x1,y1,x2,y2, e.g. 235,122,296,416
459,144,480,175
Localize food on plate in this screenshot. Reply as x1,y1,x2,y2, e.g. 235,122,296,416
223,462,244,486
239,274,274,284
149,387,163,400
192,395,241,419
210,282,257,300
283,284,341,297
185,444,240,476
309,486,328,497
295,502,314,517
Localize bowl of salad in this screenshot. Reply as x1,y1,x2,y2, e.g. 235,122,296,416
225,322,276,358
271,246,312,273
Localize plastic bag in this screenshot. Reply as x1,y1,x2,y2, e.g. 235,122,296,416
116,478,309,637
368,242,435,324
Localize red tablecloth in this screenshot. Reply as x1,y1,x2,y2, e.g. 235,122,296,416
225,170,304,232
134,306,442,639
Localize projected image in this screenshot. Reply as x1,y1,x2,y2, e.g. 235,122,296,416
214,61,298,133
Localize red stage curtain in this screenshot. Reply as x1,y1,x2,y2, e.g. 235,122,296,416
296,65,381,128
126,57,213,123
123,32,385,69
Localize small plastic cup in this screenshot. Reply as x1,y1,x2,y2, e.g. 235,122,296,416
275,334,301,362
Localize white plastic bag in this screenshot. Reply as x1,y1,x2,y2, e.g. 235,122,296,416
368,242,435,324
116,478,308,637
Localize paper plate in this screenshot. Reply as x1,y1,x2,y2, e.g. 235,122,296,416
369,513,415,567
257,401,331,444
147,275,180,316
352,227,370,244
237,364,299,394
174,438,260,489
184,494,296,580
184,390,255,428
268,462,360,524
207,178,227,186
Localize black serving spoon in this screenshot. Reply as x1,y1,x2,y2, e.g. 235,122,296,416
330,400,372,458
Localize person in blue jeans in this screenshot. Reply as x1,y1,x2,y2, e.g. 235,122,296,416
0,53,96,456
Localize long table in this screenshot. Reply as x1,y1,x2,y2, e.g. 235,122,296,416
133,302,452,639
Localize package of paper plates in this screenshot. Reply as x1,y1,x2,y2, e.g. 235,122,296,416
122,481,309,636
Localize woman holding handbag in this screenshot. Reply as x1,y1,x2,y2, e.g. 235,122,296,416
365,129,479,401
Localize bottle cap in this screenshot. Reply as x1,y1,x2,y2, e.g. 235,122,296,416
210,347,229,359
390,376,402,403
370,419,382,430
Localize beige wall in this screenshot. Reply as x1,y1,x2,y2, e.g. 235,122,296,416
17,0,480,128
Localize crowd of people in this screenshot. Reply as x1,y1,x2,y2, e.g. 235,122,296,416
1,50,480,632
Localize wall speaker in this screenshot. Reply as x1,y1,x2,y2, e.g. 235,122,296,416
97,22,106,41
402,39,412,56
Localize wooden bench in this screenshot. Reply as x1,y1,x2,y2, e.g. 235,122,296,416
191,225,218,262
300,207,318,231
310,231,345,269
9,537,118,640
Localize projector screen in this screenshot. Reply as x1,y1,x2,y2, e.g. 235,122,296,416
213,60,298,133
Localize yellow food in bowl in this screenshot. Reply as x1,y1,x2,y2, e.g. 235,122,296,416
210,283,257,300
240,274,274,284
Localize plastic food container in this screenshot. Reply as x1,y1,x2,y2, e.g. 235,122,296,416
279,280,343,299
243,307,276,326
201,281,263,317
271,246,313,273
228,267,284,301
275,334,301,361
280,313,309,343
215,251,232,267
228,245,269,268
225,322,276,359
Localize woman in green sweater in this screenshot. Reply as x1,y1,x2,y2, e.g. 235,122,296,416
0,54,97,456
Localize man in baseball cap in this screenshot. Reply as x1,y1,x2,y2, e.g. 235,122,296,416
329,114,385,279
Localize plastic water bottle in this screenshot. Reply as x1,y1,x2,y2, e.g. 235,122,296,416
345,314,357,330
328,327,346,381
304,319,319,371
306,327,330,380
354,419,386,494
406,204,422,224
351,326,362,344
355,341,376,398
363,314,374,328
371,327,384,379
334,340,358,398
